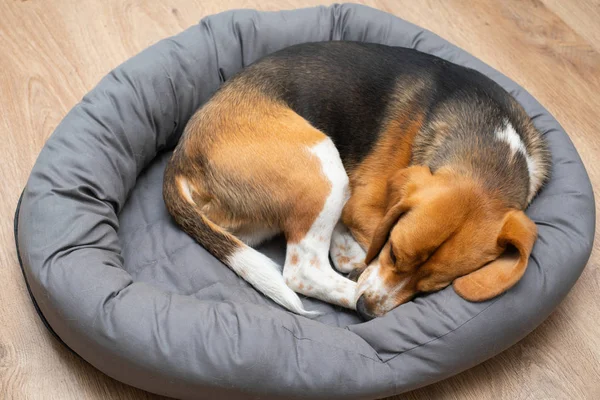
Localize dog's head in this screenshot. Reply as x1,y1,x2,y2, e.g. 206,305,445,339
355,165,537,319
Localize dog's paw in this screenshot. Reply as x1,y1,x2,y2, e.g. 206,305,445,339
330,224,366,273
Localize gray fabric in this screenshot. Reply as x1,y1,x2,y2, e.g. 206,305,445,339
16,3,595,399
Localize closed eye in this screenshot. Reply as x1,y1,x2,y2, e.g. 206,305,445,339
389,245,397,264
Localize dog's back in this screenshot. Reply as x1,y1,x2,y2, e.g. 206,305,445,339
220,41,549,208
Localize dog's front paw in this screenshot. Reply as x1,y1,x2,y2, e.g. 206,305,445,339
332,253,366,275
330,224,367,274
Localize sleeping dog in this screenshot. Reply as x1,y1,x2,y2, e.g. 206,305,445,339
163,42,550,319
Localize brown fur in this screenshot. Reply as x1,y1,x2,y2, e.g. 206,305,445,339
167,80,333,246
341,81,428,249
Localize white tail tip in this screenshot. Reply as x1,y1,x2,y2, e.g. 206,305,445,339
227,245,321,318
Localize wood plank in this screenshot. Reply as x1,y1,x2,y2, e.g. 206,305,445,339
542,0,600,53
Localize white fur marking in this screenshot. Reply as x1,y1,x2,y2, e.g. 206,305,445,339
495,121,540,204
356,260,411,313
177,177,195,204
356,261,384,302
283,139,357,309
525,156,542,204
381,277,410,311
496,122,526,157
308,139,351,235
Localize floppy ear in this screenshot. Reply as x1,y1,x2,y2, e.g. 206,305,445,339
365,201,410,264
364,166,431,264
453,210,537,302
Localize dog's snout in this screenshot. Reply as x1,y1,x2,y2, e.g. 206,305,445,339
356,294,376,321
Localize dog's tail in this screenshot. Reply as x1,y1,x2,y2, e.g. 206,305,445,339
163,164,319,317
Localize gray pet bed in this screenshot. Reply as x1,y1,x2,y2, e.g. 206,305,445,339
15,4,595,399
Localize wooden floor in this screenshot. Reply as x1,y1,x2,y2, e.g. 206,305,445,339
1,1,599,399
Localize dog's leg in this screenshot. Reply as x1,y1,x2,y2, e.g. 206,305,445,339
283,138,358,309
330,222,367,274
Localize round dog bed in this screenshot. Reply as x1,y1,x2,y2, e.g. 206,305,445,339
15,4,595,399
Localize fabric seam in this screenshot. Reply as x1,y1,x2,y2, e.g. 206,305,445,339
383,298,502,364
281,325,383,363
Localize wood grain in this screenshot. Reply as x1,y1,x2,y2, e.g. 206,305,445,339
0,1,598,399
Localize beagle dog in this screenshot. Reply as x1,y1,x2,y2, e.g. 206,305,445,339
163,41,550,319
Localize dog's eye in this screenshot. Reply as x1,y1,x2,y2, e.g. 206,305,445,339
389,246,397,264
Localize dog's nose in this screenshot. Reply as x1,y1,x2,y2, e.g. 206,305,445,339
356,294,376,321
